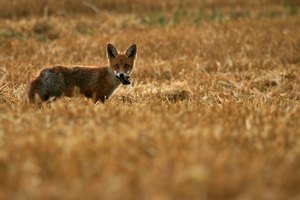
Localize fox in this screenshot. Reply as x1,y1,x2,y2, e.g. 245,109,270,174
27,43,137,104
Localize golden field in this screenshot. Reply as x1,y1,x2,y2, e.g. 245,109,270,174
0,0,300,199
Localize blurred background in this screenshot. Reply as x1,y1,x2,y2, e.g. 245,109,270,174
0,0,299,19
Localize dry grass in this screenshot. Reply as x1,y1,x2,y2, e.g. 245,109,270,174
0,1,300,199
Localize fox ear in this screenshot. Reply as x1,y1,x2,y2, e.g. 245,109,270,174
125,44,137,59
107,43,118,59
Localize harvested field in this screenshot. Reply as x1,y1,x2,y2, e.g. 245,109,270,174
0,0,299,199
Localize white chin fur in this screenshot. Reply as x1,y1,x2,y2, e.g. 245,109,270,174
115,72,130,77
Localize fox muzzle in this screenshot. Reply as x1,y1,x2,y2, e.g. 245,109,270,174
116,73,131,85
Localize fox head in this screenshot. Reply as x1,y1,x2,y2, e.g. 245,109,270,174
107,43,137,85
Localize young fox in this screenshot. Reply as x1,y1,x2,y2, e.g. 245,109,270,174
28,43,137,103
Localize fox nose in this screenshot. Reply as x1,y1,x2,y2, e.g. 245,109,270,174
119,73,129,79
116,73,131,85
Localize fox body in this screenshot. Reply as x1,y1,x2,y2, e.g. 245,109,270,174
28,44,137,103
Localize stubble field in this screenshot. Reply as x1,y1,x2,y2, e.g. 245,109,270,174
0,0,300,199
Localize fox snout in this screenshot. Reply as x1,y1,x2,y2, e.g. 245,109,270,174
116,73,131,85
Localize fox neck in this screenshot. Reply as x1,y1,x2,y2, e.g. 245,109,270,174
107,67,121,89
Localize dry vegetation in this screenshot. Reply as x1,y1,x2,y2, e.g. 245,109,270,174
0,0,300,199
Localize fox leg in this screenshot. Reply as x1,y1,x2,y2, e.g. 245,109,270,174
28,82,39,103
94,94,106,104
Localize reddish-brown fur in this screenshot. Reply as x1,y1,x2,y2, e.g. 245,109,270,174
27,44,137,103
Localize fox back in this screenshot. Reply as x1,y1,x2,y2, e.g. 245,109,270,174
27,43,137,103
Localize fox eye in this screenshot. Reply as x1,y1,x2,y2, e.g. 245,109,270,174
114,64,119,69
125,64,130,69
